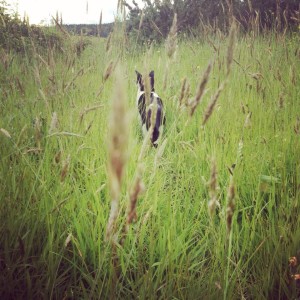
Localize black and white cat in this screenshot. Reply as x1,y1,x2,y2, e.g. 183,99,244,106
135,70,165,147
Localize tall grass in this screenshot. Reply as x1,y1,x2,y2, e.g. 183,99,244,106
0,23,300,299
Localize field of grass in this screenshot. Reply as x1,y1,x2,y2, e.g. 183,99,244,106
1,25,300,299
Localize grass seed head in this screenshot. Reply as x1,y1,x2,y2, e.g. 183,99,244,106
278,92,285,109
54,151,62,164
184,83,191,107
138,10,144,32
236,139,244,164
202,81,225,126
103,60,114,82
127,165,145,226
106,33,112,53
190,61,213,116
0,128,12,139
49,112,59,134
106,66,129,241
208,196,217,219
17,125,27,146
166,13,177,59
98,11,102,37
108,66,129,195
244,111,252,128
61,154,70,182
65,233,72,248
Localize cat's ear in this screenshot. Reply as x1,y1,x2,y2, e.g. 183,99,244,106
149,70,154,91
135,70,142,84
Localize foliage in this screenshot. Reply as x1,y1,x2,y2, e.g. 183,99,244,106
125,0,300,42
0,1,63,53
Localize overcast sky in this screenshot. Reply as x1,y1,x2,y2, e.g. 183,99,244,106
10,0,142,25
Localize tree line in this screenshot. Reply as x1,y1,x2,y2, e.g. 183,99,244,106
125,0,300,41
64,23,113,38
1,0,299,52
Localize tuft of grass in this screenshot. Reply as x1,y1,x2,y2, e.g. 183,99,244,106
106,65,129,242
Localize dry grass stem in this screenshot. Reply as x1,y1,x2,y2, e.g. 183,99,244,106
138,130,151,162
38,89,50,110
163,62,169,91
179,77,187,106
208,158,218,218
226,178,235,235
47,132,84,138
184,83,191,107
294,117,300,135
147,138,168,181
207,37,219,52
289,66,296,86
226,22,236,77
154,138,168,168
151,20,164,38
38,54,51,74
80,104,104,123
64,68,85,93
34,117,42,149
33,63,42,88
51,16,70,37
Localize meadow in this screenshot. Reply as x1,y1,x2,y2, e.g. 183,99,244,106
0,23,300,299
